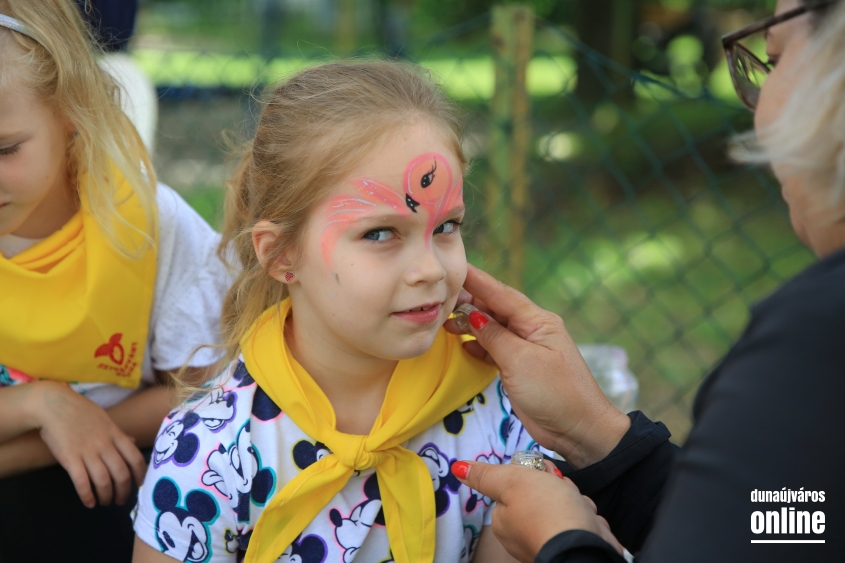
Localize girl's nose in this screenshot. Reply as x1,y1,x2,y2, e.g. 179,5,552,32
404,245,447,286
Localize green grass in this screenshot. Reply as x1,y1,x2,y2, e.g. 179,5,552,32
135,48,746,107
134,49,579,101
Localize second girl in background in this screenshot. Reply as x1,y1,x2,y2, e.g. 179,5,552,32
0,1,229,561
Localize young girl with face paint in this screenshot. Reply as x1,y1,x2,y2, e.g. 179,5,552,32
132,61,539,563
0,1,228,560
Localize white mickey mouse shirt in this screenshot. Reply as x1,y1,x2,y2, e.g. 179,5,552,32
133,360,540,563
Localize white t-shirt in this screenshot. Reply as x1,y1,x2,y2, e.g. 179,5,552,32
133,360,541,563
0,184,230,408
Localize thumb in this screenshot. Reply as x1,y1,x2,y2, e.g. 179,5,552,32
465,310,529,371
451,460,519,503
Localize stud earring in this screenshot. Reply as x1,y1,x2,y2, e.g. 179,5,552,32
284,271,294,282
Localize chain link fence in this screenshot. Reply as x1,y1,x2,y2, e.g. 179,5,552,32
138,8,812,441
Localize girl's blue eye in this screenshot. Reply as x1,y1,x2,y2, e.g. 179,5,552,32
434,220,462,235
363,228,394,242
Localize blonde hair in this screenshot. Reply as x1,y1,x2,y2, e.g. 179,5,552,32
205,60,465,383
733,0,845,206
0,0,156,255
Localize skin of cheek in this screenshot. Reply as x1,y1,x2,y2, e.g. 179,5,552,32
0,99,73,238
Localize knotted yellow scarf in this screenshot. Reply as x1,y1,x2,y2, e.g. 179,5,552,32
0,173,156,389
242,299,498,563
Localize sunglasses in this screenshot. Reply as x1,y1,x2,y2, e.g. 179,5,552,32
721,0,835,111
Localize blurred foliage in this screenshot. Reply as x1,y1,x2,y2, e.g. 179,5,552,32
135,0,781,109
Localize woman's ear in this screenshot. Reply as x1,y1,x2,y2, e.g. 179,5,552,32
252,220,294,283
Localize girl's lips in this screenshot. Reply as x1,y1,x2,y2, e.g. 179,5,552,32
391,303,442,324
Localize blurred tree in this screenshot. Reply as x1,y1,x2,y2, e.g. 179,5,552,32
570,0,642,105
412,0,557,27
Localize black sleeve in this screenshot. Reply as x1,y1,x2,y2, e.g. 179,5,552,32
540,253,845,563
535,531,626,563
554,411,677,552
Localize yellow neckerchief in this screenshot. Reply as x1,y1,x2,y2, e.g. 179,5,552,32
242,298,498,563
0,173,157,389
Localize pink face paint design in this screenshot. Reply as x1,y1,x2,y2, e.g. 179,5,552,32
320,179,411,267
321,196,375,268
318,152,464,267
404,152,454,210
404,153,463,244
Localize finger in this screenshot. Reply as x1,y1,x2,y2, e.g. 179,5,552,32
543,460,565,479
456,288,493,316
455,288,474,306
84,456,114,506
489,505,508,544
582,494,598,514
64,459,96,508
101,449,132,505
462,309,535,370
451,461,523,503
114,434,147,487
464,264,539,322
443,318,464,334
461,340,496,365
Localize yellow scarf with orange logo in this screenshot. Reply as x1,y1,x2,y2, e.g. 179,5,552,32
242,298,497,563
0,174,157,389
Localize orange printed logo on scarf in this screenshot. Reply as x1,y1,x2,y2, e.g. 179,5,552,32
94,333,140,378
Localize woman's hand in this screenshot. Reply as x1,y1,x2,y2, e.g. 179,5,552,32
446,264,631,468
452,460,624,562
27,381,147,508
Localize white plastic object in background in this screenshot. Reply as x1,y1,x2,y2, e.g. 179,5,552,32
577,344,639,413
98,53,158,156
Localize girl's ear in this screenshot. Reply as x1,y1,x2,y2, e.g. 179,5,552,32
252,220,294,283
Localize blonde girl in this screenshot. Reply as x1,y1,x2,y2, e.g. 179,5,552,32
132,60,539,563
0,1,228,560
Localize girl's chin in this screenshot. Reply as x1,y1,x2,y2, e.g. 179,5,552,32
373,330,441,361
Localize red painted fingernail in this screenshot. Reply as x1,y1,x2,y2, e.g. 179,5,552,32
553,467,564,479
468,310,488,330
451,461,471,479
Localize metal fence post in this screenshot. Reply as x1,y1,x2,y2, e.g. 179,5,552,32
487,4,533,290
